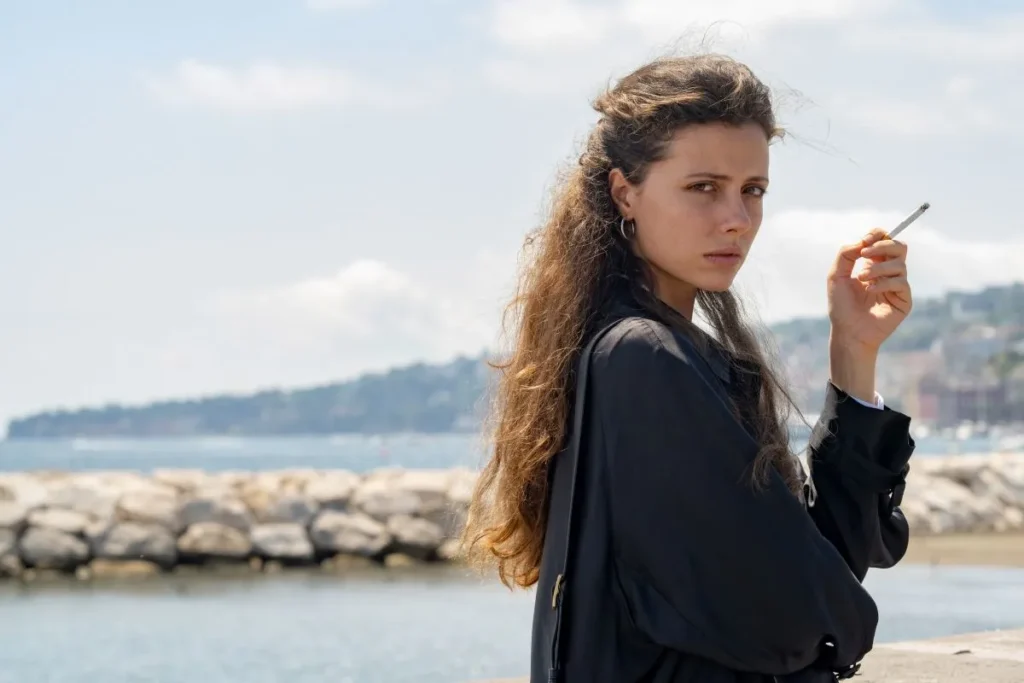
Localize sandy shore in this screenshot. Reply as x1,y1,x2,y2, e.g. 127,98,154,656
903,531,1024,568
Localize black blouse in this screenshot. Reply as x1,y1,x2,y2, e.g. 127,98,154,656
530,303,915,683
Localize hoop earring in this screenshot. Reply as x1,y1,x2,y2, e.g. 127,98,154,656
619,217,636,241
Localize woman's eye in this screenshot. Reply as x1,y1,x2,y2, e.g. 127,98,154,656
691,182,715,192
745,186,767,197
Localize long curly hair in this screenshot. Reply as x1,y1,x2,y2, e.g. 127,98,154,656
462,53,806,589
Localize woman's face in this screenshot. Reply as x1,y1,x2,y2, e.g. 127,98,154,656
609,121,770,318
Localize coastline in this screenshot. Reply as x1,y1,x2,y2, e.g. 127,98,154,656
1,453,1023,582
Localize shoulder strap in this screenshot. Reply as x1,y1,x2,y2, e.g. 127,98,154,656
547,319,622,683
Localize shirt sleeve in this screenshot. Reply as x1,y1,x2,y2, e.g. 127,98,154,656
805,382,915,580
592,320,879,677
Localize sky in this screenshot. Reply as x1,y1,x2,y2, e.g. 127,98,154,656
2,0,1023,427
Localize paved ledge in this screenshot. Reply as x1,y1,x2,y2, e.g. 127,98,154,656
469,628,1024,682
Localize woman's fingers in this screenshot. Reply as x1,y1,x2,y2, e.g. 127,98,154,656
860,239,907,260
866,274,912,301
857,258,907,281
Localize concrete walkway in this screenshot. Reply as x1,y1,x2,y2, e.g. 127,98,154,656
470,628,1024,682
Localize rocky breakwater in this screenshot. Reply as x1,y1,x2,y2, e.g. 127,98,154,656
900,452,1024,534
0,467,476,581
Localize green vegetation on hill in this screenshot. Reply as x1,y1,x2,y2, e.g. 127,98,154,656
773,282,1024,354
8,282,1023,438
8,354,493,438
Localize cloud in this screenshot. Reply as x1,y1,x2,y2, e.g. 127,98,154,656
206,259,499,363
144,60,430,112
489,0,615,52
843,15,1024,63
736,208,1024,324
487,0,892,53
829,72,1012,137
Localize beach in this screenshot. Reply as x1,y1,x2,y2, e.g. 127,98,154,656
904,531,1024,568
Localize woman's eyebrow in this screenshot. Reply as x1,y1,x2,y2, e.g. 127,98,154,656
685,172,769,183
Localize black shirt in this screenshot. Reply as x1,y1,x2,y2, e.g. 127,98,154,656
530,301,914,682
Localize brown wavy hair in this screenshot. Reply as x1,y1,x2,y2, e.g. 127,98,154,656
462,53,806,589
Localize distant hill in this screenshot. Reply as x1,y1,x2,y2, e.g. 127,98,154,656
8,282,1023,438
7,354,494,438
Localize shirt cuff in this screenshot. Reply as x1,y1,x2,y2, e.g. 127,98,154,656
851,392,884,410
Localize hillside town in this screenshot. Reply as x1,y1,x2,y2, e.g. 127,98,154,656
777,283,1024,438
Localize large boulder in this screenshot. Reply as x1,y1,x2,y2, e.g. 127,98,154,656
177,522,252,560
87,559,162,579
350,470,451,521
305,472,361,511
0,528,21,576
0,501,29,533
386,515,445,560
116,492,182,533
27,508,92,536
43,482,118,524
0,474,49,508
256,495,319,526
179,496,252,531
18,527,90,570
92,522,178,568
309,510,390,557
250,524,315,562
151,470,213,495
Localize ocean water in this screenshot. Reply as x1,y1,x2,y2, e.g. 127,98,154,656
0,564,1023,683
1,435,1022,682
0,431,1009,473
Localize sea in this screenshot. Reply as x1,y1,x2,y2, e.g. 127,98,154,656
1,433,1023,683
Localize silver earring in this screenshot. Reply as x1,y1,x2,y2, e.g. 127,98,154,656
619,217,636,241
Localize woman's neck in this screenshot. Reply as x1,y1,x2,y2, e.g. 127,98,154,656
649,267,697,320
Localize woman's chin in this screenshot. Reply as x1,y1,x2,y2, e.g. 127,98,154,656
695,277,737,293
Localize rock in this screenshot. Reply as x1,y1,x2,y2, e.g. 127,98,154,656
116,492,182,532
43,483,118,523
249,557,264,572
436,539,462,562
179,496,252,531
0,529,15,557
447,468,477,506
0,529,21,577
0,553,23,578
305,472,361,510
258,495,318,526
151,470,212,494
384,553,418,569
309,510,390,557
994,507,1024,533
22,568,65,582
423,505,468,540
0,501,28,532
0,474,49,508
250,523,315,562
92,522,178,568
18,527,90,570
88,559,162,579
320,554,377,572
27,508,92,536
177,522,252,560
351,478,423,521
263,560,284,574
386,515,445,560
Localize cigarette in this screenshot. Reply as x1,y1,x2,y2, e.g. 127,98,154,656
888,202,930,239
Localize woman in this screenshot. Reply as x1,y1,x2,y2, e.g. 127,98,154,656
462,53,915,683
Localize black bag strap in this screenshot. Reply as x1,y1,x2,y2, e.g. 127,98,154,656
547,319,622,683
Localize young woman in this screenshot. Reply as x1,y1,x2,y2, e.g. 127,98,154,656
463,53,915,683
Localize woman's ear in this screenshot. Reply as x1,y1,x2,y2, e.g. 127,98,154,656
608,168,635,219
